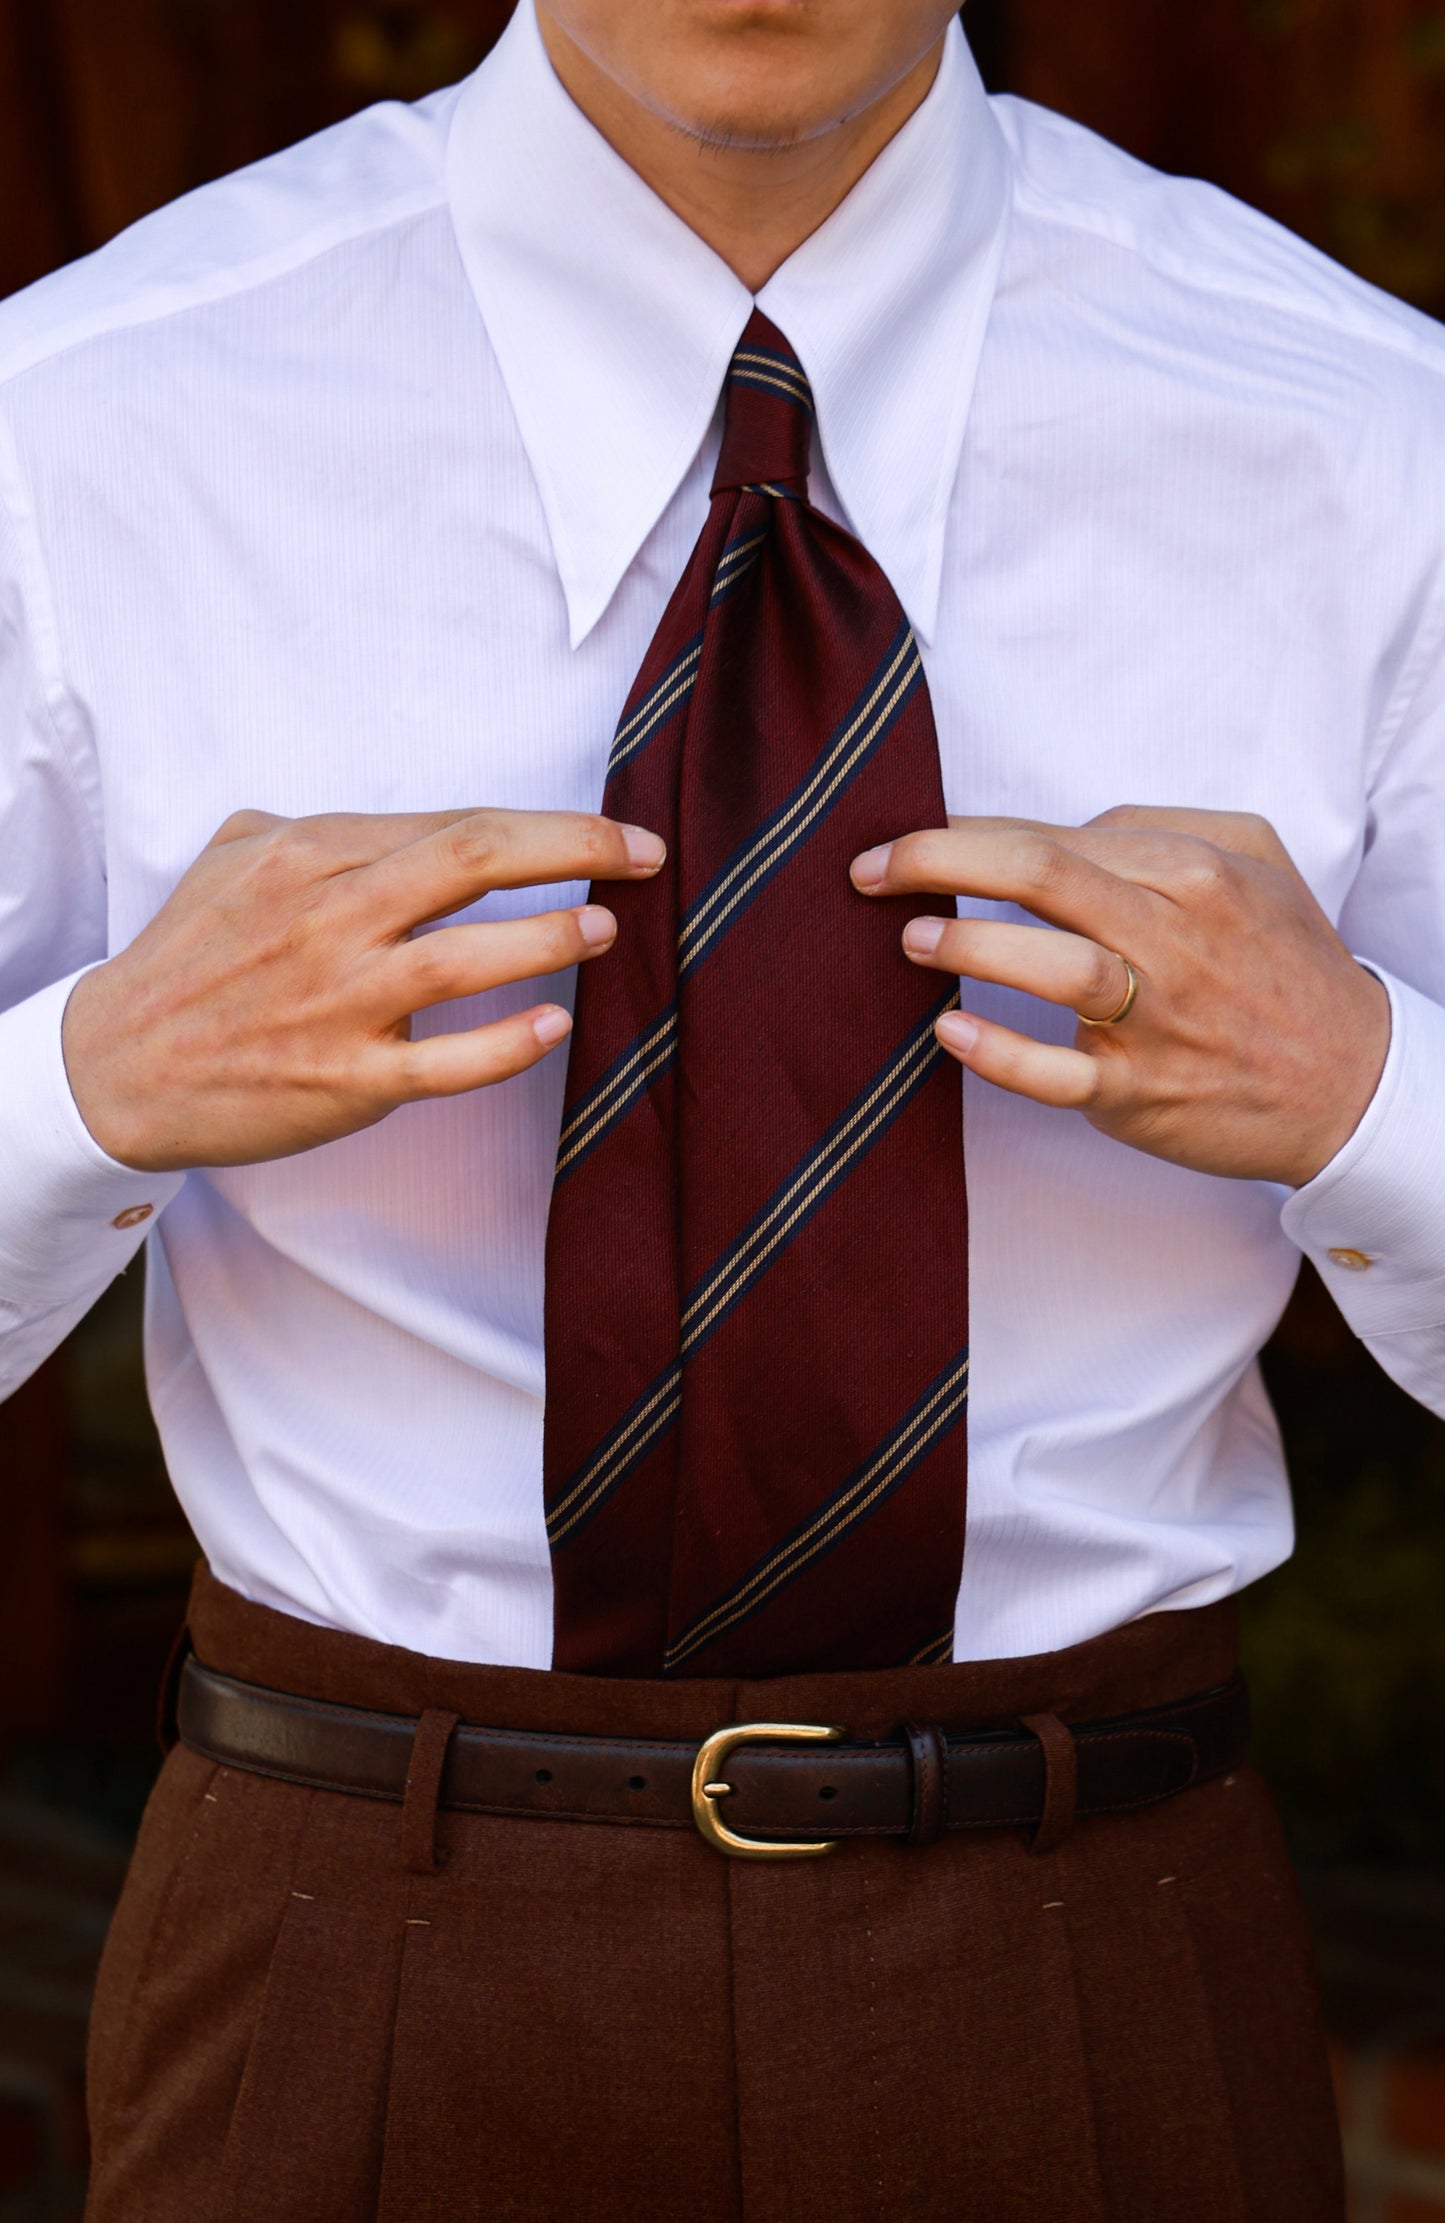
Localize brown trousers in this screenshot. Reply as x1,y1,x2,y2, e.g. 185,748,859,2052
84,1567,1344,2223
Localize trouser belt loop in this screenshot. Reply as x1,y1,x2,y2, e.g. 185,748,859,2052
402,1709,461,1874
155,1622,193,1757
1021,1711,1078,1856
902,1721,949,1846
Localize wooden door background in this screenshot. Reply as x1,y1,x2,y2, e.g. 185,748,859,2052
6,0,1445,311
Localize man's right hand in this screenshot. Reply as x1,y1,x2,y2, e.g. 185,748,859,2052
61,808,665,1173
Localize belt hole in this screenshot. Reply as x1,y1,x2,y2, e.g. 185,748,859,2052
535,1768,552,1785
628,1776,646,1792
819,1785,837,1801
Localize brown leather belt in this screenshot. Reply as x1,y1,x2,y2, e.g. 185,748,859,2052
177,1654,1249,1860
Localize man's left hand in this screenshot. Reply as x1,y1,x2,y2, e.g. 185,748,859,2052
851,806,1391,1188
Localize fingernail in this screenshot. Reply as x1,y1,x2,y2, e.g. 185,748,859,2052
937,1012,979,1057
533,1006,572,1047
852,843,893,891
576,905,616,948
903,917,945,958
622,825,666,872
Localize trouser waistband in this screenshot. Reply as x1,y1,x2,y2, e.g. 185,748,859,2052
165,1566,1247,1865
176,1651,1249,1860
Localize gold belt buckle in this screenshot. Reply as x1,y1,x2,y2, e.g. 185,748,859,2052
691,1720,846,1860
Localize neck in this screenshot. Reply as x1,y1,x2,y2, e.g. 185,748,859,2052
534,15,946,293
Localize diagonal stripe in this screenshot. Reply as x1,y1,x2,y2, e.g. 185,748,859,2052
546,1363,683,1548
678,993,959,1356
729,362,815,411
732,346,814,404
549,995,959,1544
554,1007,678,1181
608,637,703,775
564,528,783,1185
662,1353,971,1672
714,527,767,579
678,625,924,979
710,526,768,605
605,532,770,781
907,1627,956,1667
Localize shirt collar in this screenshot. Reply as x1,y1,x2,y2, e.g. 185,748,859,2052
446,3,1011,647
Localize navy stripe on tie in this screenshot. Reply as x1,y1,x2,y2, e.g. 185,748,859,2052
711,525,769,603
678,622,924,980
605,533,770,782
662,1352,971,1672
907,1626,956,1668
729,349,815,413
677,993,958,1356
554,1006,678,1182
608,639,702,776
547,997,959,1542
546,1361,683,1549
562,636,929,1184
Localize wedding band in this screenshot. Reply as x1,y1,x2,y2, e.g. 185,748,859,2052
1076,958,1139,1028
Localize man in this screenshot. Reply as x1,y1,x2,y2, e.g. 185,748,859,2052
2,0,1442,2213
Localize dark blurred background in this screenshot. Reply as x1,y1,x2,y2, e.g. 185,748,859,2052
1,2,1444,2216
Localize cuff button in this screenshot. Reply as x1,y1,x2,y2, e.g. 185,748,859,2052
1327,1247,1372,1272
111,1203,154,1231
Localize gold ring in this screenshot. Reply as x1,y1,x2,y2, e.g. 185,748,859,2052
1076,957,1139,1029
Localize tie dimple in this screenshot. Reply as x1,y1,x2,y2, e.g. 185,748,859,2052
712,310,814,496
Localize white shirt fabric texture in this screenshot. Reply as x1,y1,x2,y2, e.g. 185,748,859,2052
3,8,1445,1670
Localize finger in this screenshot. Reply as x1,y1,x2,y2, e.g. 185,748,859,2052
862,811,1276,912
902,916,1133,1021
209,807,482,868
354,809,665,933
935,1009,1102,1110
209,808,287,847
1085,804,1288,866
390,1004,574,1101
936,807,1285,867
951,809,1281,900
852,820,1156,947
392,905,616,1014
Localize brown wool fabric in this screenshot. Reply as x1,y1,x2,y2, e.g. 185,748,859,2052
84,1566,1345,2223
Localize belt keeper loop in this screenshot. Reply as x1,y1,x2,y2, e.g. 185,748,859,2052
401,1709,460,1875
1021,1711,1078,1856
903,1721,948,1847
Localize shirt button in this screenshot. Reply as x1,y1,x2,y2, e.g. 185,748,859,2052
1327,1247,1373,1272
111,1203,154,1231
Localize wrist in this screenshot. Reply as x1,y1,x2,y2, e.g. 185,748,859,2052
61,960,172,1173
1280,964,1392,1189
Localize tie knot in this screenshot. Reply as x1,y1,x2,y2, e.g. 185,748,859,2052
712,311,814,499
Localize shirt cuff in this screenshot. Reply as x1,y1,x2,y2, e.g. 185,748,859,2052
1281,965,1445,1335
0,969,184,1309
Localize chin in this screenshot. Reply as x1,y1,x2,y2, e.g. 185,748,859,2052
678,109,815,151
662,72,846,151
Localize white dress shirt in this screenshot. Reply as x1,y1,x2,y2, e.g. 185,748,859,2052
3,7,1445,1669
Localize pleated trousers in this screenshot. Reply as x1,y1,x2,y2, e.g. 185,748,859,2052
83,1566,1345,2223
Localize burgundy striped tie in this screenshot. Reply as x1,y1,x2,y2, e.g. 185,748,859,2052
543,312,969,1677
